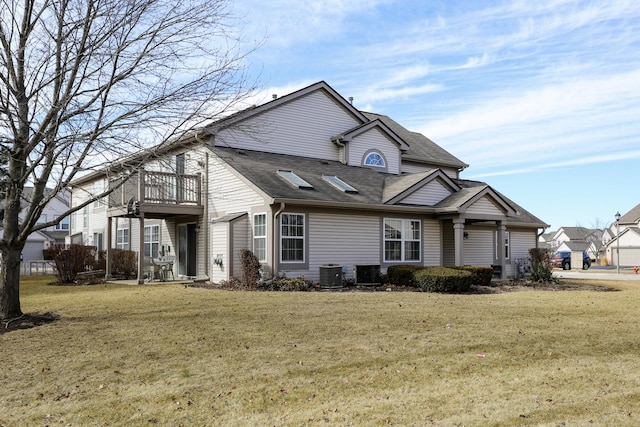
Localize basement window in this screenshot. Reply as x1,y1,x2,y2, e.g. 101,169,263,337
323,175,358,193
277,170,313,189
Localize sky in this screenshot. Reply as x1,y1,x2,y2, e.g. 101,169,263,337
230,0,640,232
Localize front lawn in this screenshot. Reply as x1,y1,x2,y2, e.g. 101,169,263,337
1,276,639,425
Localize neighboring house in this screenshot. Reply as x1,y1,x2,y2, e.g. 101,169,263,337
70,81,548,284
604,204,640,267
0,187,70,271
538,231,557,250
556,241,589,255
548,226,601,261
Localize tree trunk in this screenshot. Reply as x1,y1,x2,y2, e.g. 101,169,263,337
0,247,23,319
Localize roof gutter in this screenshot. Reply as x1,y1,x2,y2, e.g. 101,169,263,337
271,198,438,214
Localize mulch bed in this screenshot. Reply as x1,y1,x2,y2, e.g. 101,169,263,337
192,280,616,294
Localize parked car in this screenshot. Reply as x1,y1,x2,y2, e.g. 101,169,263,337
549,251,591,270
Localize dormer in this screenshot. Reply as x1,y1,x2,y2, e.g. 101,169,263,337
331,119,408,175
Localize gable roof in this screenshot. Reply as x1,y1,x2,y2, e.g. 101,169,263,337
560,241,590,251
554,226,596,241
362,112,468,170
382,169,459,204
452,179,548,227
618,203,640,225
71,81,470,186
206,81,368,135
332,119,409,152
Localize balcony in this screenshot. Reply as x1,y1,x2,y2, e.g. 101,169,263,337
108,170,203,219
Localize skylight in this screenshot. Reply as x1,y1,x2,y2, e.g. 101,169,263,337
277,170,313,189
323,175,358,193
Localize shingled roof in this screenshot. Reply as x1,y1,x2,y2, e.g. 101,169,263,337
209,146,547,227
362,112,468,170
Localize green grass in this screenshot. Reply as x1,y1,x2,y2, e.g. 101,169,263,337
1,277,640,426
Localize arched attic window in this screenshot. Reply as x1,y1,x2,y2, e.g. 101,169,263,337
362,150,388,172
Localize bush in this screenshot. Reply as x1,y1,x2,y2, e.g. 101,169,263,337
240,249,261,289
111,249,137,279
48,244,96,284
453,266,493,286
258,275,314,291
385,265,423,287
529,248,555,282
414,267,473,293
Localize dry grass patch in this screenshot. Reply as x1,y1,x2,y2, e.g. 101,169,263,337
1,276,640,425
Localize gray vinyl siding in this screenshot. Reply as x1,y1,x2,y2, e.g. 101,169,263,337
231,216,250,278
210,222,229,283
402,180,452,206
423,219,441,266
348,128,402,175
306,212,380,282
466,196,503,216
442,221,455,267
208,154,266,218
214,90,360,161
509,229,536,262
463,228,494,265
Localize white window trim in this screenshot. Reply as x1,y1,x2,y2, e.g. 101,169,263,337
280,213,305,263
116,228,130,250
94,179,106,208
253,213,267,262
384,218,421,262
364,151,386,167
54,215,70,230
83,207,89,229
144,225,160,258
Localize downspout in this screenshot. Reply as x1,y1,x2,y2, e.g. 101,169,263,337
331,136,347,164
273,202,285,278
203,151,209,279
536,226,548,249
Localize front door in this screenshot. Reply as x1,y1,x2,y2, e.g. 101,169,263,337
178,223,197,277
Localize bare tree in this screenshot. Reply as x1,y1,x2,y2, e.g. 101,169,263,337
0,0,258,319
576,219,608,263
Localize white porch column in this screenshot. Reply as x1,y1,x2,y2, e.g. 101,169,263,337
137,214,145,284
105,217,112,280
497,221,507,279
453,219,465,266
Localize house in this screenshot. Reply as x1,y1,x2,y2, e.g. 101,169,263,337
0,187,70,273
604,204,640,267
543,227,602,261
69,81,548,284
538,230,556,249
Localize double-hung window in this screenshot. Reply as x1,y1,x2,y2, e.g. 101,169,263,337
280,213,304,262
93,179,105,208
144,225,160,258
116,228,129,250
83,207,89,228
253,213,267,262
384,218,421,262
54,215,70,230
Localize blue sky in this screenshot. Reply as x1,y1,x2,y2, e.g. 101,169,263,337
231,0,640,232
